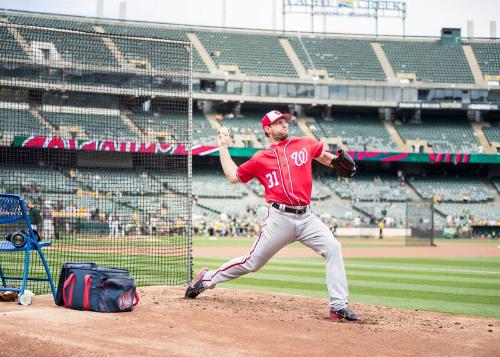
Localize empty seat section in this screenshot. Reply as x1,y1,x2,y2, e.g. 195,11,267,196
193,113,216,146
408,176,493,202
0,106,48,136
19,28,117,67
0,25,29,61
193,171,248,198
0,166,77,193
483,120,500,144
42,109,138,141
101,24,208,73
130,112,188,143
323,175,408,202
289,36,386,81
7,14,95,31
395,116,481,153
75,168,163,195
380,40,474,83
313,114,398,152
196,31,297,77
470,42,500,77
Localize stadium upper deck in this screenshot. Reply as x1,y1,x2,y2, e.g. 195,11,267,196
1,9,499,107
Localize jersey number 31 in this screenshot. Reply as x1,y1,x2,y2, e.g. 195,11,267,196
265,171,279,189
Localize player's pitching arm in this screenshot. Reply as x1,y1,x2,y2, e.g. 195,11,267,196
217,127,240,184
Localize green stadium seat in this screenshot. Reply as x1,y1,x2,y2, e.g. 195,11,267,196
312,114,398,152
196,31,298,77
395,116,481,153
289,36,386,81
470,42,500,77
408,176,493,202
380,40,474,83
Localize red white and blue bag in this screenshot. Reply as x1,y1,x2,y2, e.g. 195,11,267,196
55,262,139,312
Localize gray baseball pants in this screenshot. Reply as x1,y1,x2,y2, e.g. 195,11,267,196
201,205,349,310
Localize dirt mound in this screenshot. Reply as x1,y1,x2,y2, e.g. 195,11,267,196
0,286,497,356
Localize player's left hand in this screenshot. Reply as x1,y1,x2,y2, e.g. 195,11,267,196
331,149,357,178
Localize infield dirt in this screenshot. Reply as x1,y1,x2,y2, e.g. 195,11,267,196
0,286,498,356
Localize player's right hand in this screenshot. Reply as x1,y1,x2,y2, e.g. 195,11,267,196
217,127,231,147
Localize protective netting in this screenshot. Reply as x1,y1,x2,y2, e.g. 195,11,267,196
405,201,434,246
0,22,192,294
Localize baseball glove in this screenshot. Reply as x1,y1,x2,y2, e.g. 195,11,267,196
330,149,357,178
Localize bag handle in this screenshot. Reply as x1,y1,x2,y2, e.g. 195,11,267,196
133,292,140,306
62,273,76,308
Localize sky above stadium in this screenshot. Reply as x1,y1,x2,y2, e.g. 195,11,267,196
1,0,500,38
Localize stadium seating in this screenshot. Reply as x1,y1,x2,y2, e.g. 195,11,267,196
470,42,500,77
483,120,500,144
196,31,298,77
0,166,77,193
130,112,188,143
353,202,406,227
434,203,500,224
74,168,163,195
289,36,386,81
6,14,95,31
193,113,217,146
42,110,138,141
18,28,118,67
196,197,262,217
380,40,474,83
0,106,49,137
150,171,188,195
408,176,493,202
323,174,408,202
193,171,248,198
221,114,267,147
395,116,481,153
492,177,500,193
0,25,29,60
101,24,208,73
312,114,398,152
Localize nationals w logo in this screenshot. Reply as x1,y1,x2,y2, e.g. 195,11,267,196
291,148,308,167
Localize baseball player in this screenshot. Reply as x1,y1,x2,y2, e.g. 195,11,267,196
185,110,360,322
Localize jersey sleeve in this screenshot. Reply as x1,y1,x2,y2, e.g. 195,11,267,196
303,137,324,158
236,156,258,184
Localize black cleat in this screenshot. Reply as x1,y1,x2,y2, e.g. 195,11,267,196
330,306,362,322
185,268,208,299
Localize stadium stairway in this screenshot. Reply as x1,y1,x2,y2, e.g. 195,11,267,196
186,33,218,74
279,38,308,79
30,108,54,133
485,179,500,203
382,120,408,151
6,25,32,58
296,117,316,138
96,26,127,65
371,43,397,82
471,121,495,154
462,45,487,86
120,112,145,141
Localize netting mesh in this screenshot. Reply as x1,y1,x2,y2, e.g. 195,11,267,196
0,23,192,294
405,201,434,246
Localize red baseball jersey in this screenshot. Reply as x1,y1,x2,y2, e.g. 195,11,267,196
236,137,324,206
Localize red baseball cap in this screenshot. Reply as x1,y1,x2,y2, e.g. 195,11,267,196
261,110,292,129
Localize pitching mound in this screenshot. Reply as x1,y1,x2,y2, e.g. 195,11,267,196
0,286,497,356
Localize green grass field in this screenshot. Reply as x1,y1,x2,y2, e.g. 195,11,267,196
192,237,500,319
